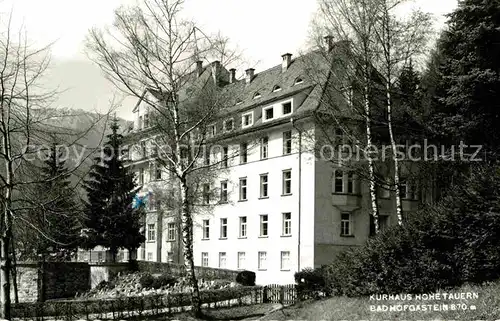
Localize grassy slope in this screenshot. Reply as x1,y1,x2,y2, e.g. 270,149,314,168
261,282,500,320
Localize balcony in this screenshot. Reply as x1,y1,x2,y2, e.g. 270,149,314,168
332,193,362,210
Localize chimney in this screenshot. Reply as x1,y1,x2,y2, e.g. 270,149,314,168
229,68,236,84
281,53,292,72
196,60,203,77
211,61,221,86
245,68,255,84
324,35,334,52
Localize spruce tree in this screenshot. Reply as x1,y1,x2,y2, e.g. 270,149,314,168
82,118,145,261
431,0,500,159
24,143,81,261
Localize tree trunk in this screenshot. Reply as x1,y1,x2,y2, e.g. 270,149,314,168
180,178,202,317
386,82,403,224
10,235,18,304
364,82,379,234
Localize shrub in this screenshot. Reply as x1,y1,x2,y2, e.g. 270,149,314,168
295,267,328,299
235,270,256,286
139,273,155,289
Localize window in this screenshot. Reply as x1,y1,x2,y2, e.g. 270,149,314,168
202,220,210,239
147,252,153,261
280,251,291,270
260,174,269,198
260,215,268,237
282,213,291,236
147,194,154,211
294,77,303,85
143,113,150,128
370,215,390,236
224,119,234,132
222,146,228,168
260,137,268,159
334,128,345,146
208,124,217,137
150,142,158,156
140,141,147,158
220,181,228,203
333,170,344,193
138,116,143,130
347,172,356,194
240,142,248,164
341,212,352,236
239,216,247,238
282,102,292,115
242,112,253,128
155,164,162,180
219,252,227,268
204,149,210,165
147,224,156,242
273,85,282,92
378,178,391,198
283,131,292,155
201,252,209,267
220,218,228,239
237,252,246,269
253,92,261,99
400,180,412,199
263,107,274,120
202,184,210,205
258,251,267,270
167,252,173,262
282,170,292,195
239,178,247,201
165,223,175,241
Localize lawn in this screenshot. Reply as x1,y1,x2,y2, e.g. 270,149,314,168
260,282,500,320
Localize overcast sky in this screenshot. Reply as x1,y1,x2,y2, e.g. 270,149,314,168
0,0,457,120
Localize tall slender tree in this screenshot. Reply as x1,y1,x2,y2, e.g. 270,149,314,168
82,118,145,261
86,0,241,315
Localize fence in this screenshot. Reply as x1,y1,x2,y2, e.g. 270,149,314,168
9,284,300,320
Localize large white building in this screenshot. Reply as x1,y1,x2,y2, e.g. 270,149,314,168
124,41,426,284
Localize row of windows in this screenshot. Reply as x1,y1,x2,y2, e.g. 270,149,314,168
201,213,292,240
147,222,177,242
201,250,292,271
204,130,292,167
202,170,292,204
208,102,293,137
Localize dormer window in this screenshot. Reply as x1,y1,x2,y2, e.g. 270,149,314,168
253,92,261,99
294,78,303,85
282,101,292,115
241,112,253,128
223,119,234,132
263,107,274,121
272,85,282,92
143,113,150,129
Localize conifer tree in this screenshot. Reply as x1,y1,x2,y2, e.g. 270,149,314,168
82,118,145,261
21,143,81,261
431,0,500,160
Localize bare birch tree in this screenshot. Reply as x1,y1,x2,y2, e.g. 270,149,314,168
311,0,384,233
373,0,432,224
86,0,241,316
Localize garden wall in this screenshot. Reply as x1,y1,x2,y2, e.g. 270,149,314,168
136,261,239,281
12,262,91,302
